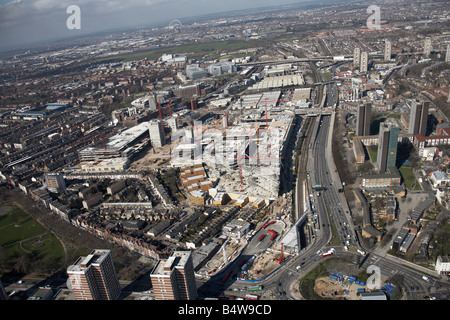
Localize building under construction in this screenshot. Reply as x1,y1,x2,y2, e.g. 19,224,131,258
171,101,296,200
79,122,151,162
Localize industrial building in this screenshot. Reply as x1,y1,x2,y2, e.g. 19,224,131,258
249,74,304,91
13,102,71,119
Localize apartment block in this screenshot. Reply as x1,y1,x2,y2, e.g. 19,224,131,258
377,123,399,173
67,249,121,300
45,172,66,193
353,137,366,164
353,47,361,68
384,39,392,61
361,167,401,189
408,100,429,136
356,102,371,136
360,51,369,72
150,251,197,300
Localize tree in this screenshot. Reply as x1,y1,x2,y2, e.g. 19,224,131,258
14,254,32,274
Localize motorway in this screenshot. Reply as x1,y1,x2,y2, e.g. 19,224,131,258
252,109,450,300
220,82,450,300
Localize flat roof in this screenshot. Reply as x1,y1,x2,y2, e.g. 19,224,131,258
67,249,111,273
151,251,192,276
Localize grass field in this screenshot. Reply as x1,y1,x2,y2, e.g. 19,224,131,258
91,40,262,63
367,145,377,164
0,204,64,266
399,166,421,190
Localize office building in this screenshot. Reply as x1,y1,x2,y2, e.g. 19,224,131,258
377,123,399,173
357,102,372,136
208,62,237,77
384,40,391,61
45,172,66,193
360,51,369,72
186,64,208,80
409,100,429,136
353,47,361,68
150,251,197,300
67,249,121,300
149,119,166,149
424,37,432,57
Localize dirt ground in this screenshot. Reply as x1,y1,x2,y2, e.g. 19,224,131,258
314,277,362,300
129,140,176,170
0,204,14,216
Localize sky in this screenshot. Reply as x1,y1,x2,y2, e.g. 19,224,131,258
0,0,310,52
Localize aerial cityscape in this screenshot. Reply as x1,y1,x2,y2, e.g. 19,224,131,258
1,0,450,305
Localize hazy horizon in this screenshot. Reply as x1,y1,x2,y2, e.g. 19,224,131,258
0,0,334,53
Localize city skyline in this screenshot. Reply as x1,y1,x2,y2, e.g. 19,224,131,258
0,0,317,52
0,0,449,303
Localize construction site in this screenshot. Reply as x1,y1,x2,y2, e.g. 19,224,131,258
169,94,300,202
123,84,310,281
195,201,296,282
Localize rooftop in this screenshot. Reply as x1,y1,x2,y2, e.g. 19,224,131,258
152,251,192,276
67,249,111,273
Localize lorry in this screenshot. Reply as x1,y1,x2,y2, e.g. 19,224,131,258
321,248,335,258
